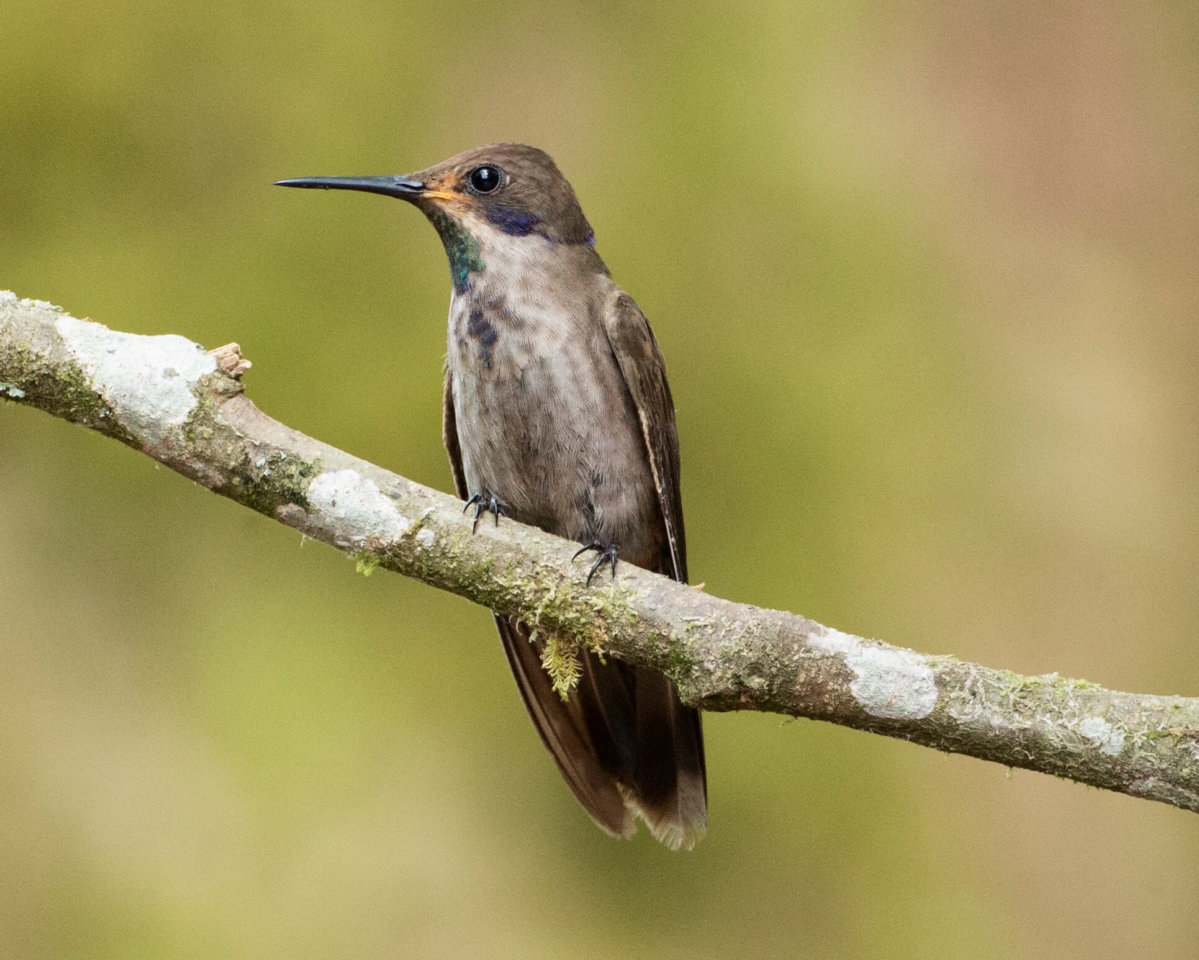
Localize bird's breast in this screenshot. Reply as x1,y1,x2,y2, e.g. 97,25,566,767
445,279,661,559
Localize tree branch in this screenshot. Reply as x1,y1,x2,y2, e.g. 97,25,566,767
4,289,1198,813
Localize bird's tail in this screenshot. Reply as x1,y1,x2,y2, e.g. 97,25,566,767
495,614,707,848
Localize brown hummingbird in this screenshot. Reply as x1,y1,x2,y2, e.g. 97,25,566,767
277,144,707,848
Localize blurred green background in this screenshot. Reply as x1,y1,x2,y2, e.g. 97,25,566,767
3,2,1198,957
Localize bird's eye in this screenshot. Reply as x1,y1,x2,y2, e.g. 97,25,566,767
467,165,503,194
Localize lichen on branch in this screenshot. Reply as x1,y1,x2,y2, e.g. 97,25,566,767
3,289,1198,815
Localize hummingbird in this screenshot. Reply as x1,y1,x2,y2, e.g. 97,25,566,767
277,144,707,848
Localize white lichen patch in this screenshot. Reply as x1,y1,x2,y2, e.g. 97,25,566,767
416,528,437,548
54,315,216,448
307,470,411,549
1077,715,1125,756
809,627,938,719
0,291,61,311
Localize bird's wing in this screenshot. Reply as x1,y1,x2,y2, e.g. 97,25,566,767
442,368,468,500
600,291,687,583
599,293,707,845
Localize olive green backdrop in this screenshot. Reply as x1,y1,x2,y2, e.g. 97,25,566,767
3,2,1198,957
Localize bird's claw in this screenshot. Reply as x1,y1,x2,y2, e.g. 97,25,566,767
464,493,504,532
573,541,619,586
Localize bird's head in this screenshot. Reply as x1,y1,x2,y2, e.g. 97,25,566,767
277,144,595,292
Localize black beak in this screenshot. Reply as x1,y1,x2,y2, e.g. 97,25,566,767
273,176,428,200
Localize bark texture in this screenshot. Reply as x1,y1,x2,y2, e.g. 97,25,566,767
3,290,1197,813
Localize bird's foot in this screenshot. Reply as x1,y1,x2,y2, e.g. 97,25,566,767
464,493,504,532
572,541,619,586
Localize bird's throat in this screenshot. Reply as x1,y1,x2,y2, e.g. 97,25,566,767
426,209,485,293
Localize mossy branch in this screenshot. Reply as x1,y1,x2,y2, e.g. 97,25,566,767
3,290,1198,814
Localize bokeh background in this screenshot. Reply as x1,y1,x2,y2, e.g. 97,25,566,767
3,2,1198,957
